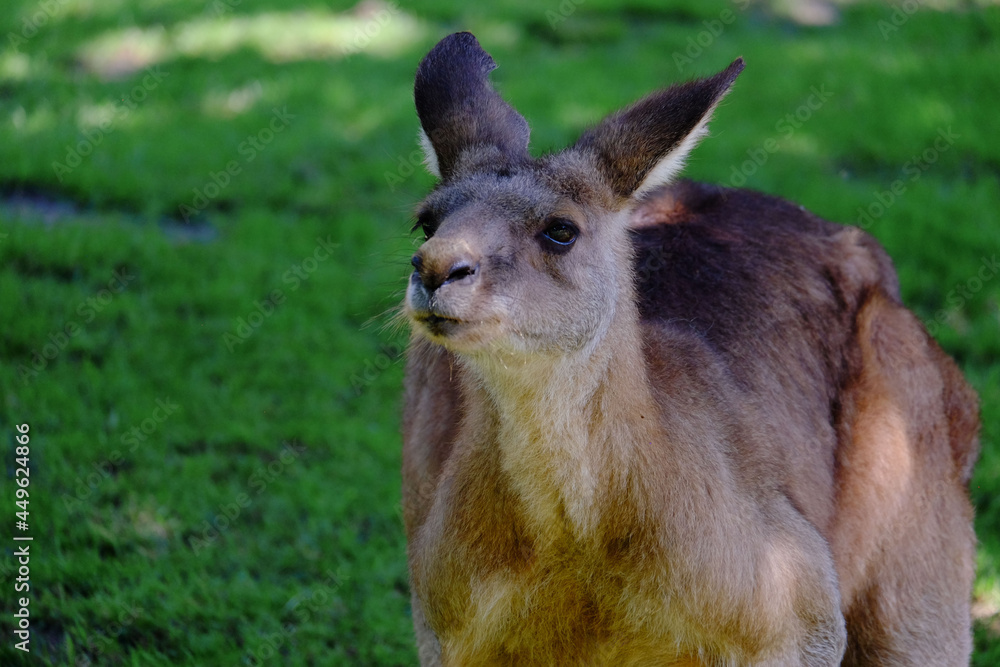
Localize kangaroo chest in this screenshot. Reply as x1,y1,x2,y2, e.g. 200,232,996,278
414,456,705,665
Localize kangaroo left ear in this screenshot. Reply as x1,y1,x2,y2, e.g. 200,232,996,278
414,32,531,182
574,58,744,201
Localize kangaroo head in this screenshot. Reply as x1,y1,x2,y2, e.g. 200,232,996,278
405,32,742,360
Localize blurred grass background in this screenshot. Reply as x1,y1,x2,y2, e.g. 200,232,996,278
0,0,997,664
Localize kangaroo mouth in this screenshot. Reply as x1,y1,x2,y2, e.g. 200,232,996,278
412,310,463,337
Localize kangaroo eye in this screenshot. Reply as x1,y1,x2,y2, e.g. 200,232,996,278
412,210,437,240
540,218,578,250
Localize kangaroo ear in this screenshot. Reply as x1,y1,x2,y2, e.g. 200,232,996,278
575,58,744,201
414,32,531,181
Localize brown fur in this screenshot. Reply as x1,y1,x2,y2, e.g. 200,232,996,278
400,33,979,666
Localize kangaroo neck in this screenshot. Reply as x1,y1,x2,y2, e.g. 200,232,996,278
461,301,660,538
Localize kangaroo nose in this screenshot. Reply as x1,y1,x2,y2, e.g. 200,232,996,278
442,260,477,285
411,253,479,292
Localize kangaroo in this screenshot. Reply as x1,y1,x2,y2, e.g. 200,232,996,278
400,32,979,666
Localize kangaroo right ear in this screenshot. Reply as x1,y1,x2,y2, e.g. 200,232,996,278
414,32,531,181
574,58,744,202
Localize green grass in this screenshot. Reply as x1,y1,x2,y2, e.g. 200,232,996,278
0,0,997,664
